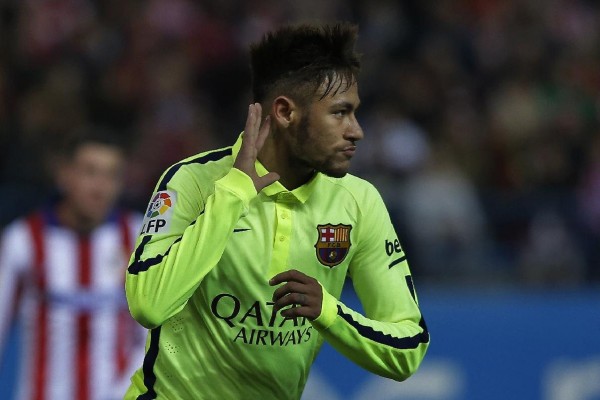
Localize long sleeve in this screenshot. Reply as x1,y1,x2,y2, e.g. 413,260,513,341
0,221,31,357
126,166,257,329
310,184,430,381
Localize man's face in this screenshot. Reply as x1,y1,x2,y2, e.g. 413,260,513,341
288,81,363,178
58,143,125,227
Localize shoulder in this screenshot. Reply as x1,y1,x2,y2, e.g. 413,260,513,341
140,146,234,222
1,217,31,242
318,174,389,224
152,146,235,201
320,173,382,204
156,146,235,192
0,214,36,264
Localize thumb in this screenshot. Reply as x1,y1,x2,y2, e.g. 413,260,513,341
256,172,280,191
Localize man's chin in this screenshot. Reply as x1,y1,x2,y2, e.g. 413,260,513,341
321,168,349,178
311,159,351,178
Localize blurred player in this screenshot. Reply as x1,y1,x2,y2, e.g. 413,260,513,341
125,23,429,399
0,128,145,400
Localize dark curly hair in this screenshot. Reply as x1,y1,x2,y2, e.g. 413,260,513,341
62,126,127,159
250,22,361,106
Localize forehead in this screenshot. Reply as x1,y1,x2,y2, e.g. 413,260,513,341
313,78,360,107
71,143,124,164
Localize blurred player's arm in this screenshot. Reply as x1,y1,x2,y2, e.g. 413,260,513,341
0,221,31,356
109,321,148,399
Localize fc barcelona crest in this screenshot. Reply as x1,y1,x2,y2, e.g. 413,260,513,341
315,224,352,267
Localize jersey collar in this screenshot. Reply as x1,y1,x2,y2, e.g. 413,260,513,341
232,133,320,204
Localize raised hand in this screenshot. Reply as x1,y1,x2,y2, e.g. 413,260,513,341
233,103,280,192
270,269,323,320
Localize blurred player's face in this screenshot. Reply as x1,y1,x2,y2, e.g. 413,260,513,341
288,80,363,178
58,143,125,229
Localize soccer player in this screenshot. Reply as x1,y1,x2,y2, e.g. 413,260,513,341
125,23,430,399
0,129,145,400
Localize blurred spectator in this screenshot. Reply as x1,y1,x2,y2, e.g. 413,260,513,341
0,127,145,400
0,0,599,286
578,134,600,281
400,142,491,282
519,208,586,286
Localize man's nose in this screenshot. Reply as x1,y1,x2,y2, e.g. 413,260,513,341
346,115,364,141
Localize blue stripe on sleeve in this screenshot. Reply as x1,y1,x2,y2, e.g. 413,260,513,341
128,147,232,275
137,327,161,399
157,148,232,191
337,305,430,349
127,217,200,275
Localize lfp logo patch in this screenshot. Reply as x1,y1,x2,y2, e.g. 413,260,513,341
315,224,352,267
146,192,172,218
141,190,177,234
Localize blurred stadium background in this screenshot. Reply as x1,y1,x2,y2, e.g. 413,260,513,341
0,0,598,399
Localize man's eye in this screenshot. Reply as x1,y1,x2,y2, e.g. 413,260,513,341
333,110,346,117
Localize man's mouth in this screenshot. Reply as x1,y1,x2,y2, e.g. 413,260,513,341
341,146,356,157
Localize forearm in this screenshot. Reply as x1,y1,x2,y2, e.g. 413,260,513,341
311,288,429,381
126,168,256,328
0,230,25,357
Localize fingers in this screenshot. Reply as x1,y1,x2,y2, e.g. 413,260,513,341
255,172,280,192
244,103,270,148
236,102,278,192
274,293,320,320
269,269,311,286
274,292,307,309
255,115,271,151
272,290,311,317
269,270,322,320
250,103,262,142
243,103,259,146
272,281,305,303
274,293,307,312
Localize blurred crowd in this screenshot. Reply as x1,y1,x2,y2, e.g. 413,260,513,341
0,0,598,286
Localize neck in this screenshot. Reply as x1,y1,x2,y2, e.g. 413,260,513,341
56,201,97,234
257,133,314,190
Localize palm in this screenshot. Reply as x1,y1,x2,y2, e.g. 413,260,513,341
233,103,280,192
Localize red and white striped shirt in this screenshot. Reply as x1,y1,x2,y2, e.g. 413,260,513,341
0,207,146,400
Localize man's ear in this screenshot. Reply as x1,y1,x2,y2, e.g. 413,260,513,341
271,96,298,128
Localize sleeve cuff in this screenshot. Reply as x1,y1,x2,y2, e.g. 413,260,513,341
311,283,338,330
215,168,257,209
